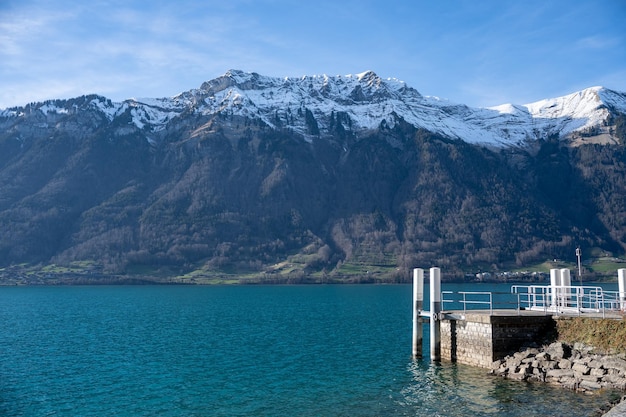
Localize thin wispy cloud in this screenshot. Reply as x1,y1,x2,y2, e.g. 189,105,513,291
0,0,625,109
575,35,620,51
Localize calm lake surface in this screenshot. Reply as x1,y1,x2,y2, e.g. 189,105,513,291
0,283,620,416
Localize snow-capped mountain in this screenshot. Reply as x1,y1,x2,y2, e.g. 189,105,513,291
2,70,626,281
2,69,626,147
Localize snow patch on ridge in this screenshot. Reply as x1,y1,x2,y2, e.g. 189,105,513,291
39,103,69,115
90,97,122,121
127,98,181,131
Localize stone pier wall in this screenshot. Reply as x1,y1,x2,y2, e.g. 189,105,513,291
440,313,555,368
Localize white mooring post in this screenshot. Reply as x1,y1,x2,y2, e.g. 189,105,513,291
412,268,424,358
430,267,441,361
560,268,571,307
560,268,571,287
618,269,626,311
550,269,561,308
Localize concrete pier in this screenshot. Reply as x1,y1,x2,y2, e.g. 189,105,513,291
439,310,555,368
411,267,624,368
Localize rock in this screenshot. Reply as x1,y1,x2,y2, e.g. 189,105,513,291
546,342,572,360
513,351,525,360
531,367,546,382
492,364,508,376
558,359,572,369
560,377,579,390
546,377,563,386
602,357,626,373
572,363,590,375
603,397,626,417
509,371,527,380
605,374,624,383
525,348,540,357
505,358,522,371
611,378,626,390
579,374,600,382
547,369,574,378
580,379,602,390
588,359,603,369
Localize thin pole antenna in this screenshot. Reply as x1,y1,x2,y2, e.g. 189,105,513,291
576,246,582,286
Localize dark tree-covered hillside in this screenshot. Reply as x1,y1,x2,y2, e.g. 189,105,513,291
0,100,625,283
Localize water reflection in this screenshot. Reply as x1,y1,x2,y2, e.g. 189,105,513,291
401,360,499,416
400,359,619,417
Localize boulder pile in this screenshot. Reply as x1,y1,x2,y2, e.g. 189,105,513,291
491,342,626,392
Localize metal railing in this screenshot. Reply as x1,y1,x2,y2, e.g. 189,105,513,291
442,290,516,314
511,285,625,318
440,286,625,317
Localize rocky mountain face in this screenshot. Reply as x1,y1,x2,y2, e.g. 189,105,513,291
1,70,625,282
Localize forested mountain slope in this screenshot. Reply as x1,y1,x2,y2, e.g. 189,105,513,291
0,71,625,282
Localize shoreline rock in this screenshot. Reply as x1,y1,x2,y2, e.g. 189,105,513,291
490,342,626,392
491,342,626,416
601,396,626,417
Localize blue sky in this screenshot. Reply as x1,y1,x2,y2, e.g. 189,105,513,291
1,0,625,109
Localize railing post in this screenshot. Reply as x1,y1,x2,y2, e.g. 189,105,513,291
430,267,441,362
412,268,424,359
619,269,626,311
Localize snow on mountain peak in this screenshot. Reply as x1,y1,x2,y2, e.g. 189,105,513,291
355,70,384,88
524,86,605,118
171,70,424,138
356,70,376,80
512,86,625,143
72,78,626,147
3,70,624,148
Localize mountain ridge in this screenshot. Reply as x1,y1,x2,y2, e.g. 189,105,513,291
2,70,625,148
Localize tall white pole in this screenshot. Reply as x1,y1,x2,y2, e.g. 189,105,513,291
560,268,571,308
550,269,560,308
430,267,441,361
412,268,424,358
618,269,626,311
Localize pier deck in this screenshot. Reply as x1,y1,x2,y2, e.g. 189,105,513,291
441,309,624,320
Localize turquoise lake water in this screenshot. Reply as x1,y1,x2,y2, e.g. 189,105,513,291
0,284,620,416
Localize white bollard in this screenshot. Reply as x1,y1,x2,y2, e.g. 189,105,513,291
550,269,561,308
560,268,571,308
617,268,626,310
412,268,424,358
430,267,441,361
